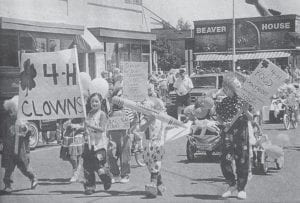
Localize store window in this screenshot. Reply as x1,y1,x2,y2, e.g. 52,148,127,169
119,43,130,62
48,39,61,52
20,36,35,52
0,32,18,67
105,42,118,72
89,53,96,79
142,44,150,73
36,38,47,52
131,43,142,62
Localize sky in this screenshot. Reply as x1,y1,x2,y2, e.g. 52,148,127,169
143,0,300,28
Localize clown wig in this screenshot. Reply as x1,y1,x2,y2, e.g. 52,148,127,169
3,95,19,113
222,73,242,93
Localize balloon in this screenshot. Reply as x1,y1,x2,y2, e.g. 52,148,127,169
79,72,91,96
89,78,109,98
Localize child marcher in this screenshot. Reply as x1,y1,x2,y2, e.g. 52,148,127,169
59,118,84,183
133,96,168,198
0,96,38,193
215,74,253,200
82,93,112,195
107,87,131,184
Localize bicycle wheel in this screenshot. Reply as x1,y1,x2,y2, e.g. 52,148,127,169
291,113,298,129
283,114,290,130
28,122,39,149
131,136,146,167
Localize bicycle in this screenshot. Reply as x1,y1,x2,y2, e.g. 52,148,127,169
283,105,298,130
130,133,145,167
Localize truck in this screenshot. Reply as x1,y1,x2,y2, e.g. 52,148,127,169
167,73,224,118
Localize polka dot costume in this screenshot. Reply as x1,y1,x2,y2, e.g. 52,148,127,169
142,119,166,173
215,95,243,123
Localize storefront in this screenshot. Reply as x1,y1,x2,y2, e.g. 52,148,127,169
0,17,84,115
187,15,300,78
88,27,155,75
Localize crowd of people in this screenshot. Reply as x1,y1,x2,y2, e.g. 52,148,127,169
0,66,294,200
0,66,176,198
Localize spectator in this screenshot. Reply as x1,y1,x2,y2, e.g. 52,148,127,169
167,71,176,92
173,68,194,118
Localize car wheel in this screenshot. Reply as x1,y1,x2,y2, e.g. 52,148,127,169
186,140,195,161
28,122,39,150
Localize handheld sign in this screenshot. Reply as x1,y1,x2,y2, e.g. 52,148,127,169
237,59,288,110
107,116,130,131
112,96,187,129
18,48,86,120
121,62,148,102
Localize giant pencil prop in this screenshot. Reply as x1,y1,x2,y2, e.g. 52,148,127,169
112,96,187,129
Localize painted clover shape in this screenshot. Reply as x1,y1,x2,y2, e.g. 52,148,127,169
20,59,37,97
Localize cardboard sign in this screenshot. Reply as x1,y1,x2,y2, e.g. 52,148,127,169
121,62,148,102
237,59,288,110
107,116,130,131
18,48,86,120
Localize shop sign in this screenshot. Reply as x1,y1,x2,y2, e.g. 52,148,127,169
107,116,130,131
237,59,288,110
121,62,148,102
18,48,86,120
195,24,227,35
258,20,294,32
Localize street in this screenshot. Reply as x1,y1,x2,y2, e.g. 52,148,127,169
0,123,300,203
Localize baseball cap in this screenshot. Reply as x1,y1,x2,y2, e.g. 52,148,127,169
179,68,186,74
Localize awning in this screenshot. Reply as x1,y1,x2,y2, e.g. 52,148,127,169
0,17,84,35
71,28,104,53
195,52,291,61
89,27,156,41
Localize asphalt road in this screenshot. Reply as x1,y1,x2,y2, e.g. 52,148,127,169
0,123,300,203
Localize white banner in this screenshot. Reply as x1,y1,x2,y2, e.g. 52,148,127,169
18,48,86,120
121,62,148,102
237,59,288,110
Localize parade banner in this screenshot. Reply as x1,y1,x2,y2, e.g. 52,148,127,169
107,116,130,131
18,48,86,120
121,62,148,102
237,59,288,110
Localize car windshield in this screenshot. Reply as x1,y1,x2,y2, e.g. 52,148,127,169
191,76,217,88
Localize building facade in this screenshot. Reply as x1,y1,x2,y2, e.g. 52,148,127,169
188,15,300,76
0,0,155,115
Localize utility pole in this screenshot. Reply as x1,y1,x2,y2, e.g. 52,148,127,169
232,0,236,72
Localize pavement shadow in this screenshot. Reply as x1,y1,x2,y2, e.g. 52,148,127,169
177,155,220,164
0,188,32,196
73,190,146,199
252,167,279,176
50,190,85,195
38,178,71,186
175,194,224,200
191,177,226,184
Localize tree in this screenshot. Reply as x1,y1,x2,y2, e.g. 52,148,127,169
152,38,181,72
176,18,191,30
